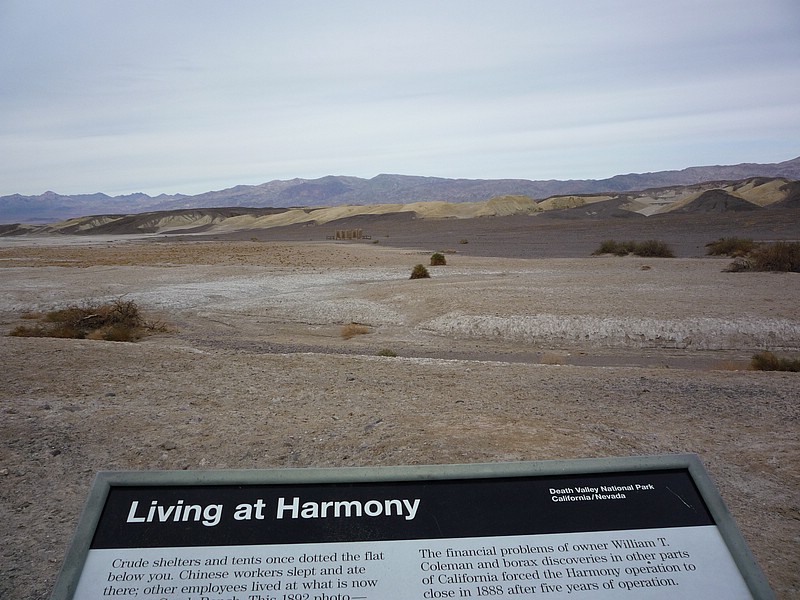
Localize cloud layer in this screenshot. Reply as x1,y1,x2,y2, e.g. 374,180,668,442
1,0,799,196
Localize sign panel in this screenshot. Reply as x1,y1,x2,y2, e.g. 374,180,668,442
51,455,774,599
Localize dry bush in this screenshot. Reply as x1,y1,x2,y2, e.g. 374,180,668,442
634,240,675,258
706,237,757,257
723,257,753,273
593,240,628,256
430,252,447,266
750,351,800,372
9,323,46,337
539,352,565,365
749,242,800,272
593,240,674,258
410,264,431,279
725,242,800,273
9,299,165,342
713,360,753,371
340,322,371,340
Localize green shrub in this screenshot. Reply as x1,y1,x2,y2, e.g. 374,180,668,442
706,237,757,257
410,264,430,279
633,240,675,258
377,348,398,357
430,252,447,266
593,239,674,258
750,351,800,372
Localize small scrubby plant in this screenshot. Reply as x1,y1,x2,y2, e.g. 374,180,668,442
724,241,800,273
706,237,757,257
430,252,447,266
340,322,371,339
9,299,165,342
749,242,800,272
750,351,800,372
633,240,675,258
377,348,398,357
723,257,753,273
593,239,674,258
593,240,626,256
410,264,430,279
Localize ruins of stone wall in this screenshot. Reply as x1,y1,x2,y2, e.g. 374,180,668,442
335,229,363,240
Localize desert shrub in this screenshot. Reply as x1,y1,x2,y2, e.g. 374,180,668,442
706,237,757,257
10,323,47,337
410,264,430,279
593,240,626,256
713,360,752,371
750,351,800,372
593,239,673,257
723,257,752,272
633,240,675,258
377,348,398,357
724,242,800,273
540,352,565,365
340,322,371,339
9,299,161,342
458,239,469,245
430,252,447,266
749,242,800,272
89,324,139,342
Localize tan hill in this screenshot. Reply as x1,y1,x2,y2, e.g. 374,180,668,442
2,177,798,238
3,156,799,224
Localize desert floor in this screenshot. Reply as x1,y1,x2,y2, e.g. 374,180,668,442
0,232,798,598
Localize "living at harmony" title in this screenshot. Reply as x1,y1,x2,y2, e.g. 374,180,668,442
126,496,422,527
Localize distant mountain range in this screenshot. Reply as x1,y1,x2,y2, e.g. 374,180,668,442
2,156,799,224
2,175,797,238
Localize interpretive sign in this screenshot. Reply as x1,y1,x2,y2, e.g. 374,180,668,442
51,455,774,599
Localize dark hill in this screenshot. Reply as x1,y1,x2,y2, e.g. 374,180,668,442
540,197,647,220
674,189,759,213
769,181,800,209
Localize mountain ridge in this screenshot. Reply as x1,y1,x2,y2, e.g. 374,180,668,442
2,176,798,238
2,156,799,224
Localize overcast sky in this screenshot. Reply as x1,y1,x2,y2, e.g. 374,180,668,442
1,0,799,197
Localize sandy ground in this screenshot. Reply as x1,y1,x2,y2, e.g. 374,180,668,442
0,237,798,599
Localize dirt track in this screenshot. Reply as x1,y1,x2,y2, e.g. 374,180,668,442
0,236,798,598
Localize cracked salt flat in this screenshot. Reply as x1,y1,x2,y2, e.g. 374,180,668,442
127,267,409,325
423,313,800,351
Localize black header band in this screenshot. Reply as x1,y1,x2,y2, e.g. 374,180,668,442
91,469,711,549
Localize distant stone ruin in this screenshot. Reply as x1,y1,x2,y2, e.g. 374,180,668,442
327,229,371,240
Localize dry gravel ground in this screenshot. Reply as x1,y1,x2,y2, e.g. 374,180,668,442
0,237,798,599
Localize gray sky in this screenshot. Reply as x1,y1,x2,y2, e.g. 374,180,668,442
1,0,799,197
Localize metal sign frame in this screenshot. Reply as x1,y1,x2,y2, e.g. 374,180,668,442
50,454,775,599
